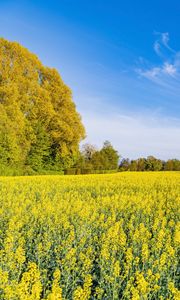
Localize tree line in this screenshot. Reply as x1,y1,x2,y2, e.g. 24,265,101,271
66,142,180,174
119,156,180,172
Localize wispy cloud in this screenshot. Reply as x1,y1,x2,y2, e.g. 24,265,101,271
153,32,175,56
154,41,161,57
136,32,180,91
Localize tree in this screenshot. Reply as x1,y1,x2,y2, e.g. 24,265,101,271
91,151,104,170
0,38,85,172
136,158,147,171
165,159,180,171
119,158,131,171
146,156,163,171
99,141,119,170
81,143,97,162
79,141,119,171
119,156,173,172
129,160,137,171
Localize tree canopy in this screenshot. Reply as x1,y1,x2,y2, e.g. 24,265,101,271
0,38,85,173
119,156,180,172
74,141,119,172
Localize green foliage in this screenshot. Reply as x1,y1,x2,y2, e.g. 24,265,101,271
165,159,180,171
26,122,51,170
76,141,119,172
0,106,21,164
119,156,180,171
99,140,119,169
0,38,85,174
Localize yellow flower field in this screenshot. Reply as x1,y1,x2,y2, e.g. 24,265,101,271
0,172,179,299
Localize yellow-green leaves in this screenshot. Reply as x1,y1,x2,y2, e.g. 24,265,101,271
0,38,85,173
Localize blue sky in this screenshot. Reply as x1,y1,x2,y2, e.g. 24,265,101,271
0,0,180,159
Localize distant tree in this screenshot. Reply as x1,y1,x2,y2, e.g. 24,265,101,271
165,159,174,171
129,160,137,171
80,141,119,171
119,158,131,171
136,158,147,171
73,151,86,169
119,156,174,172
81,143,97,162
172,159,180,171
99,141,119,170
91,151,104,170
165,159,180,171
146,156,163,171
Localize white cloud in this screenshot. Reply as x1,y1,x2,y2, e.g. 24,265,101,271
163,62,176,76
138,67,161,79
138,62,177,81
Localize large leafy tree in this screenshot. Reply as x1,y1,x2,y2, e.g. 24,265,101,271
0,38,85,172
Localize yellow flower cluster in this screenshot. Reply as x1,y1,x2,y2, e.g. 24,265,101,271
0,172,179,299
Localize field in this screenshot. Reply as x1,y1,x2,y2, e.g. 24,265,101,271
0,172,179,300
